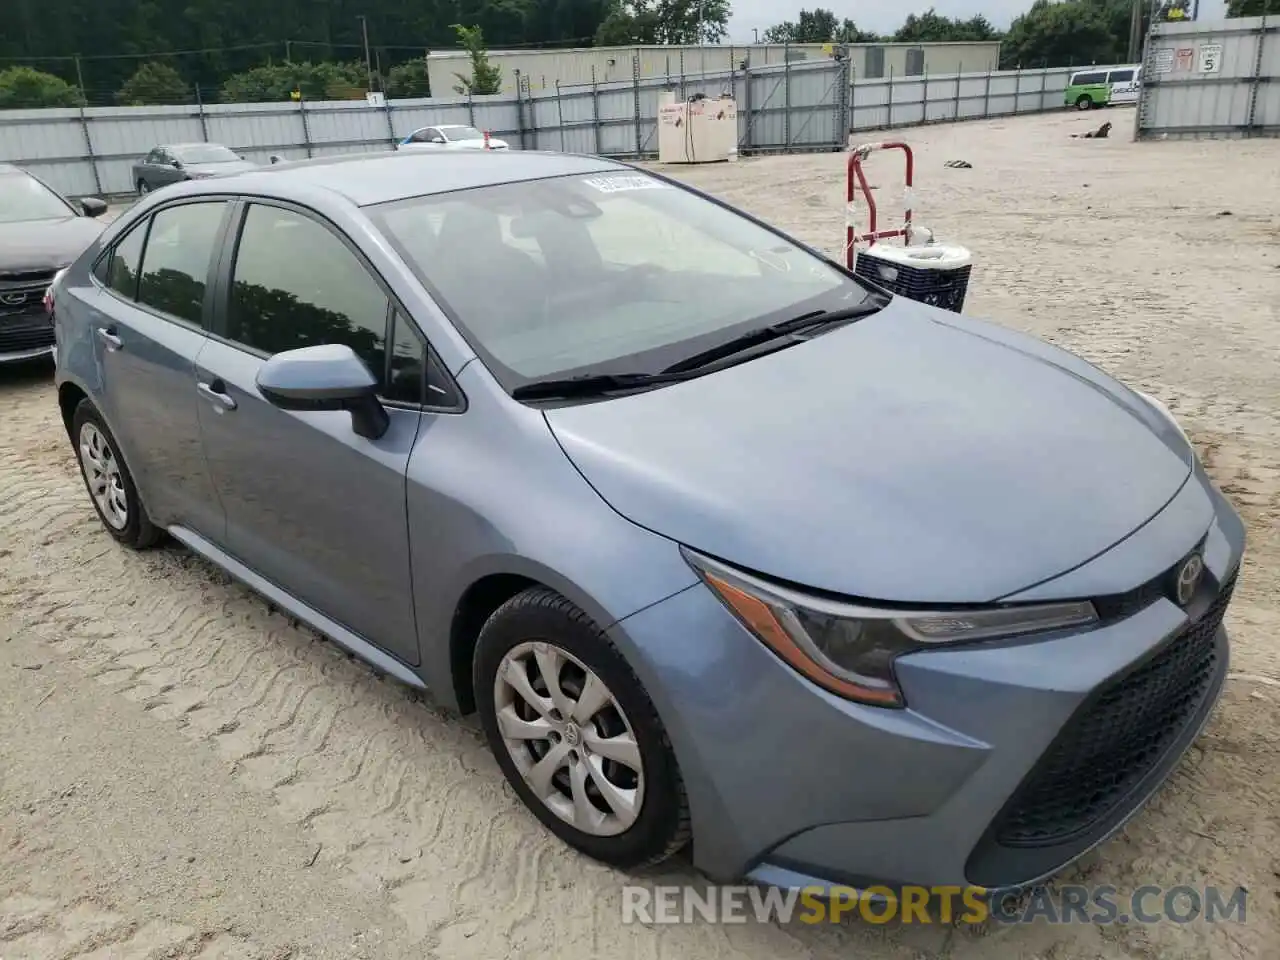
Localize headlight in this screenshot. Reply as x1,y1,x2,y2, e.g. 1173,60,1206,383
684,550,1098,708
1134,390,1190,445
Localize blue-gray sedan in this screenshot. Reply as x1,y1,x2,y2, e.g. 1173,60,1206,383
48,149,1245,895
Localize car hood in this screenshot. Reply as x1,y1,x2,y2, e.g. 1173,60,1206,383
184,160,257,177
544,300,1193,603
0,216,105,272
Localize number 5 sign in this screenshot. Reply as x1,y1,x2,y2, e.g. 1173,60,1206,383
1197,43,1223,73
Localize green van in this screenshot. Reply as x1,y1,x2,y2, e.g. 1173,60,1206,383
1063,65,1142,110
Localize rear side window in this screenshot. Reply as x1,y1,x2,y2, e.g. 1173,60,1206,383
137,201,228,327
1073,72,1107,86
227,203,389,382
105,221,148,300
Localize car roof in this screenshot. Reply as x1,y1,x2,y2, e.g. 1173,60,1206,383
182,149,629,207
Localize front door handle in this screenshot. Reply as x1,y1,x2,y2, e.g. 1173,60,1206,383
197,381,237,411
96,326,122,351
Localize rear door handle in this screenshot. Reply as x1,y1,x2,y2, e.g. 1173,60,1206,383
96,327,122,351
197,381,237,411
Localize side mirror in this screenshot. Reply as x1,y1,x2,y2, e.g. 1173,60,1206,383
171,159,183,169
269,155,282,165
256,344,389,440
80,197,108,218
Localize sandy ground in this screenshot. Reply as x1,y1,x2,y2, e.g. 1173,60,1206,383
2,107,1279,960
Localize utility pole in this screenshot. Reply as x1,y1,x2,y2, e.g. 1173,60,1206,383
753,28,759,44
358,15,374,91
1128,0,1144,64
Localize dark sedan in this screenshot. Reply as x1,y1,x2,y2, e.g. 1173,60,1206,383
0,163,106,365
131,143,257,195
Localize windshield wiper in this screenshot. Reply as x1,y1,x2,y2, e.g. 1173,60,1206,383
511,371,697,401
660,294,890,375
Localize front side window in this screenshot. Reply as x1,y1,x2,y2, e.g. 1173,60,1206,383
0,171,75,224
1108,69,1135,83
227,204,389,387
105,220,149,300
369,171,865,387
136,201,228,326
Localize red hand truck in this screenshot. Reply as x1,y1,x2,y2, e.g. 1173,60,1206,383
845,141,915,270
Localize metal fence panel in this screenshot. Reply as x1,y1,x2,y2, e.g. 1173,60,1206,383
1137,16,1279,140
0,60,1109,198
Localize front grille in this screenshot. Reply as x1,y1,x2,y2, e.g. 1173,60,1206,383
993,569,1236,848
0,268,57,286
0,312,55,354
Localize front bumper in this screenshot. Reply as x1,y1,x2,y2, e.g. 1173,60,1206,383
613,468,1245,892
0,308,56,365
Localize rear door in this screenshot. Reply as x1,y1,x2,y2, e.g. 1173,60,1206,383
194,199,423,666
85,198,231,537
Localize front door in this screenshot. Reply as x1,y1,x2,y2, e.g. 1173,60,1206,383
196,200,422,666
86,199,229,537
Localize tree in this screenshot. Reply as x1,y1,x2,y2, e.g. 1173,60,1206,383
894,9,1000,43
1228,0,1272,14
451,25,502,96
837,19,880,43
387,57,431,99
1001,0,1123,69
763,7,839,43
220,61,371,103
116,61,191,105
594,0,731,45
0,66,82,108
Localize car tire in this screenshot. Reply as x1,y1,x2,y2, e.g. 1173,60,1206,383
71,399,162,550
1076,95,1093,111
474,587,690,870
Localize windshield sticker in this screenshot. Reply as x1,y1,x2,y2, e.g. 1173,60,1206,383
582,175,669,193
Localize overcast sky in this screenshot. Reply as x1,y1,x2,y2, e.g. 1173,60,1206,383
725,0,1230,42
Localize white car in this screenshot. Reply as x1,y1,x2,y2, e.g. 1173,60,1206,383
396,124,510,151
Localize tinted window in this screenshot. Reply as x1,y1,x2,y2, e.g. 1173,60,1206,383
106,221,148,300
384,310,429,404
1108,69,1134,83
1073,72,1107,86
136,202,227,326
227,204,389,384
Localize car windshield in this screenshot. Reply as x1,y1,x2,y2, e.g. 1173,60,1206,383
0,171,74,223
368,172,867,387
442,126,484,141
173,144,238,164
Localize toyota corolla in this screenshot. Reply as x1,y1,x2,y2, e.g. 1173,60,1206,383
49,149,1244,895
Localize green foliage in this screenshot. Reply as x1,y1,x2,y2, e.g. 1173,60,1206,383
116,62,191,105
595,0,730,45
893,10,1000,43
0,66,83,109
450,25,503,96
387,57,432,99
1001,0,1128,69
762,8,839,43
219,61,370,103
1226,0,1270,15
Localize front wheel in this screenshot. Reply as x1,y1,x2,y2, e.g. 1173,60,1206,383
474,588,690,869
1076,95,1094,111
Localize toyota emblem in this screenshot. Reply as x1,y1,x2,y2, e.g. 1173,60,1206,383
0,292,26,306
1174,553,1205,607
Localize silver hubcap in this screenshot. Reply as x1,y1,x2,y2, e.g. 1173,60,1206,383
78,422,129,530
494,641,644,837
